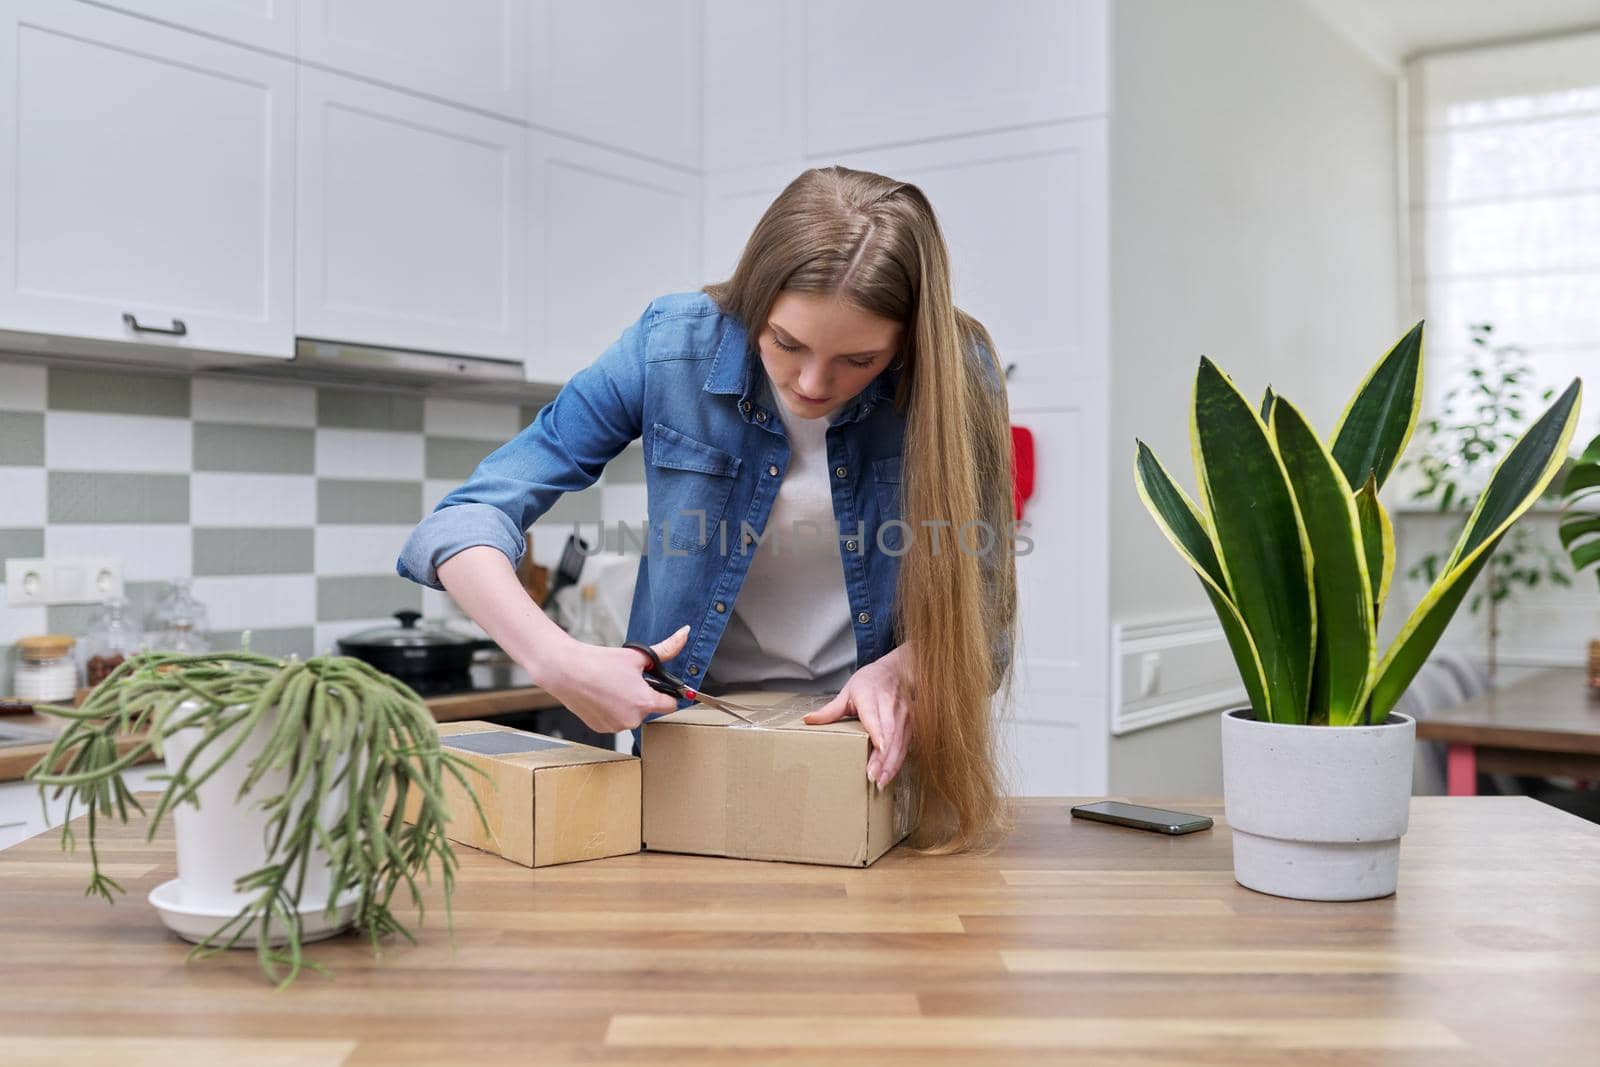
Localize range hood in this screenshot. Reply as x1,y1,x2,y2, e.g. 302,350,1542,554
220,337,558,402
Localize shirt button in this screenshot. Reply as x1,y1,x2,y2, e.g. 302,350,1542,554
857,611,871,625
768,464,779,476
687,664,700,676
740,400,751,413
835,466,848,478
756,410,768,423
845,539,857,552
714,601,726,613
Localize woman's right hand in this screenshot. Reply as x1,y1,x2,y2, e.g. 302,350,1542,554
540,623,692,733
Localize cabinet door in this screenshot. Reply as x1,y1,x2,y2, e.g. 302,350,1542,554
528,0,700,171
91,0,297,54
297,69,528,362
0,1,295,359
526,133,701,385
299,0,529,120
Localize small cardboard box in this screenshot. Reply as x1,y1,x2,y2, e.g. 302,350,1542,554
641,691,911,867
396,721,640,868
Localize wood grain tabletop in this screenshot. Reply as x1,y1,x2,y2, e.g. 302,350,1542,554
1414,667,1600,753
1,795,1596,1065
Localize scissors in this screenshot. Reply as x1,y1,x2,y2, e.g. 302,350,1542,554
624,641,760,724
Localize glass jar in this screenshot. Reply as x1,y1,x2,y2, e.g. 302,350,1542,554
81,596,145,686
14,635,79,702
145,577,212,655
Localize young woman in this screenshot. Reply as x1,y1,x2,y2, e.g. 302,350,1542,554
398,165,1017,852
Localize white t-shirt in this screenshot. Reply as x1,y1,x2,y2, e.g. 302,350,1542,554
703,389,856,694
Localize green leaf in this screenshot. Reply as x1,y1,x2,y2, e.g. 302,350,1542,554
1192,358,1315,723
1353,473,1395,623
1134,441,1271,719
1272,399,1376,726
1260,386,1276,424
1368,378,1583,721
1331,320,1425,491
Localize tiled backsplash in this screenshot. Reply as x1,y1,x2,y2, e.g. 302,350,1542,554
0,357,643,694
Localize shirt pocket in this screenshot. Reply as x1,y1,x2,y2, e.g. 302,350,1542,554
873,454,904,552
649,422,742,553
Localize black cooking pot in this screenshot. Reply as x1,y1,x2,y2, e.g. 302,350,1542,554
337,610,496,679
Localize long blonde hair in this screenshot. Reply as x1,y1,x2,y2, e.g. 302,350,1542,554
704,165,1017,852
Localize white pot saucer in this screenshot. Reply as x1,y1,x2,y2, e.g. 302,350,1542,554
147,878,362,947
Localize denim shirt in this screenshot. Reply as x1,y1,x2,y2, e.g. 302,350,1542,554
396,289,1007,709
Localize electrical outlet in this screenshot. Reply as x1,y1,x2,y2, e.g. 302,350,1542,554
5,558,125,606
1138,651,1161,698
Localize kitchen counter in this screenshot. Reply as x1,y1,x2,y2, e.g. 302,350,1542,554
0,684,562,782
1,796,1595,1064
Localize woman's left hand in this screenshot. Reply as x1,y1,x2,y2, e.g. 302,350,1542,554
804,643,914,789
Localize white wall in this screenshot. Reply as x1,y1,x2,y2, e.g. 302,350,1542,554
1106,0,1403,794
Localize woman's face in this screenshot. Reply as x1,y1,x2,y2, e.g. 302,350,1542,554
757,291,903,420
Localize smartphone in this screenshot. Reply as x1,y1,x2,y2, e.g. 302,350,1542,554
1070,801,1213,835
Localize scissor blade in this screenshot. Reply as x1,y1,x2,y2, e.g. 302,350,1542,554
688,691,761,724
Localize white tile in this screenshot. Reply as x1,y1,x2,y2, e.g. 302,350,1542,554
191,473,316,527
0,361,46,411
314,618,391,658
46,525,191,583
0,468,47,527
192,376,316,428
190,575,315,631
0,600,48,644
422,479,462,514
314,429,423,480
314,525,413,575
44,412,191,472
423,397,522,440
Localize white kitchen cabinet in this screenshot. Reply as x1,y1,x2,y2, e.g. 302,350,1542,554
299,0,530,120
528,0,701,171
91,0,298,54
297,68,528,361
0,0,296,360
526,131,701,385
0,763,167,853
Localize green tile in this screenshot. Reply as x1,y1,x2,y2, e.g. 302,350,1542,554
0,528,44,562
317,387,423,432
48,365,189,417
46,579,167,636
317,574,421,623
539,486,603,526
48,472,188,523
0,646,11,696
193,528,314,576
0,411,44,466
209,626,314,660
318,479,424,524
193,422,315,474
604,443,646,484
425,436,497,480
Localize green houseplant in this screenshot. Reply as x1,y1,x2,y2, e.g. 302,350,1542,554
1135,321,1581,900
1559,431,1600,585
25,650,485,987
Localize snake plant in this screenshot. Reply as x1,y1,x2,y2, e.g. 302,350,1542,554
1136,321,1583,725
25,651,486,987
1559,431,1600,585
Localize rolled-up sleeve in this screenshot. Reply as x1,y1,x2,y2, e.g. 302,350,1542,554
396,301,653,590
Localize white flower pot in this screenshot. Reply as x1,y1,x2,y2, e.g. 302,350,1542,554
1220,707,1416,902
157,701,355,942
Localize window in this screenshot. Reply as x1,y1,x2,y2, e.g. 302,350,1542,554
1409,32,1600,443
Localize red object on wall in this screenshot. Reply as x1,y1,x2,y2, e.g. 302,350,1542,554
1011,425,1035,520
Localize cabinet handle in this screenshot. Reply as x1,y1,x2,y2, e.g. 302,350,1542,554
122,312,187,337
1004,362,1017,380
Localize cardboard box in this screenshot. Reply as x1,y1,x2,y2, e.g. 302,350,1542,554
396,721,640,868
641,692,911,867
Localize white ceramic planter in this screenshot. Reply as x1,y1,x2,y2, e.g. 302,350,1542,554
1220,708,1416,902
156,700,355,943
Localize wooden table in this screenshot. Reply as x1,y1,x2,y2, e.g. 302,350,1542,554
1414,667,1600,795
1,796,1596,1065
